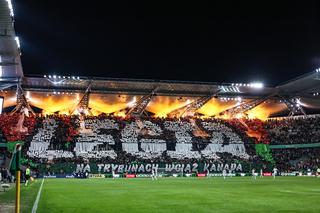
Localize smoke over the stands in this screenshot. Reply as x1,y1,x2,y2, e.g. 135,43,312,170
0,91,287,120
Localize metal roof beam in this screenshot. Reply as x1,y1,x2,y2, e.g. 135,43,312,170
10,84,35,115
167,90,220,118
126,87,158,117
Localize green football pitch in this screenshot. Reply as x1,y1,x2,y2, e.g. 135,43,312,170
1,177,320,213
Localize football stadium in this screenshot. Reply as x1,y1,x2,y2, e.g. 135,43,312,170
1,1,320,213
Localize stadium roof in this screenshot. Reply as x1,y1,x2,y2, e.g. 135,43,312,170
14,70,320,99
276,71,320,97
0,0,23,79
0,70,320,105
20,75,275,98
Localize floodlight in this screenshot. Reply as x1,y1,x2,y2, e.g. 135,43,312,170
250,82,264,88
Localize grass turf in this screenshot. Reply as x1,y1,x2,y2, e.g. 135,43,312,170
0,179,41,213
2,177,320,212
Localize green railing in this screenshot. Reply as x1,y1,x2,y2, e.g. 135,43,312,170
270,143,320,149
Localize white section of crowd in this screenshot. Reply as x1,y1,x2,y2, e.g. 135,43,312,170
27,117,249,160
202,121,249,159
121,120,166,159
75,119,118,158
27,118,73,159
164,121,200,159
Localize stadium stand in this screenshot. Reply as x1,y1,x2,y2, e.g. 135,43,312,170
0,113,319,174
272,148,320,172
264,117,320,144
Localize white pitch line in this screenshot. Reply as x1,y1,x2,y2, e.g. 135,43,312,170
31,178,45,213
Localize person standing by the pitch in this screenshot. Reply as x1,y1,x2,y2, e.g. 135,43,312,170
272,167,278,179
222,169,227,180
252,168,256,180
151,168,157,181
317,167,320,177
25,165,31,186
112,168,116,180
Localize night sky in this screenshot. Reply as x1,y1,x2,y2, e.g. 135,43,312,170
13,1,320,86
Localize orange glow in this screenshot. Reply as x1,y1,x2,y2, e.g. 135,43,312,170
88,94,138,115
0,91,16,108
113,110,127,117
146,96,196,117
0,91,289,119
197,98,238,117
32,94,79,114
246,102,287,121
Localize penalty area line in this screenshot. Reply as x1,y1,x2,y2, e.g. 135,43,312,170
31,178,45,213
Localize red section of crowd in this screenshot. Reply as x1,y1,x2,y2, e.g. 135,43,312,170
243,119,270,144
0,113,271,145
0,114,37,142
59,116,78,142
226,119,270,144
0,113,318,146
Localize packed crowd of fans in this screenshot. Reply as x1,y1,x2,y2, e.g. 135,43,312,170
272,148,320,172
0,113,38,141
0,113,319,173
0,113,257,163
264,117,320,144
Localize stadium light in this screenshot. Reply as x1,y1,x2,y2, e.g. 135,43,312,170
15,36,20,49
52,80,63,85
250,82,264,89
6,0,14,17
296,99,303,106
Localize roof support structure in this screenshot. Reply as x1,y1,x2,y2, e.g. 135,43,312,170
167,94,215,118
10,84,35,115
281,97,306,116
126,88,157,117
71,82,92,115
219,94,275,118
0,83,15,90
